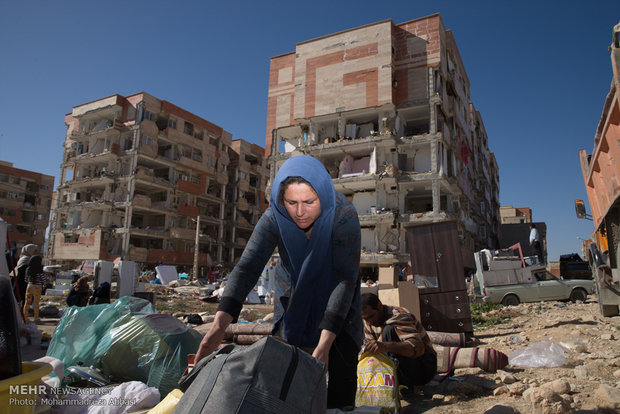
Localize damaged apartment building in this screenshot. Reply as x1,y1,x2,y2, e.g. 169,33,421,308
0,161,54,250
265,14,500,278
48,93,268,272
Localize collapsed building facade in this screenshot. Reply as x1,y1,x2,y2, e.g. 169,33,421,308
226,139,270,262
48,93,268,272
265,14,500,278
0,161,54,250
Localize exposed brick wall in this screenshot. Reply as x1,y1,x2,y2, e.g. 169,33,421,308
178,204,199,217
178,179,205,196
265,52,296,156
161,100,223,136
343,68,379,108
393,15,442,105
0,164,53,185
304,43,379,118
147,249,209,266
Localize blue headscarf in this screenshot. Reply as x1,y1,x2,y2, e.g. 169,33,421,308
270,155,336,347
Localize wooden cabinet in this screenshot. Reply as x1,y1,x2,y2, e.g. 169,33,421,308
406,222,473,334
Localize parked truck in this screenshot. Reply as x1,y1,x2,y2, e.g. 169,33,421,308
473,246,593,306
577,21,620,317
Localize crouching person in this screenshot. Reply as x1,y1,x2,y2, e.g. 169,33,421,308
361,293,437,391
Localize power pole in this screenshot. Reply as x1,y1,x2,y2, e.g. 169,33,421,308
193,215,200,280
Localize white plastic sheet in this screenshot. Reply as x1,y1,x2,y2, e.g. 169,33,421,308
155,265,178,285
508,340,569,368
53,381,160,414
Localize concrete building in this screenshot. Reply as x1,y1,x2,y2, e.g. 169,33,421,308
0,161,54,250
500,206,532,224
264,14,500,277
48,93,267,273
225,139,269,264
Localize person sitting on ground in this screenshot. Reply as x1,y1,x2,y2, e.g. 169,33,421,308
66,276,92,307
361,292,437,391
89,281,111,305
23,255,47,323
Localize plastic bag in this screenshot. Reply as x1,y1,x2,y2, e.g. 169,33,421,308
47,296,202,396
355,352,400,410
508,340,569,368
57,380,160,414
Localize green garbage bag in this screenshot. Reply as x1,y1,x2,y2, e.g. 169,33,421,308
47,296,202,396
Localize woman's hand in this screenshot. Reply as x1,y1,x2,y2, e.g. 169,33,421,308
195,311,233,363
312,330,337,370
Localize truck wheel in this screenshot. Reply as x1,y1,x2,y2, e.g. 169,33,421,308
569,288,588,303
501,294,520,306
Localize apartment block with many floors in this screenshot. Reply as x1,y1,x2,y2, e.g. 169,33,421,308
0,161,54,250
265,14,500,279
48,93,267,274
225,139,270,264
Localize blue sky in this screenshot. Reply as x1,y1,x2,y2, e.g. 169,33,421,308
1,1,618,261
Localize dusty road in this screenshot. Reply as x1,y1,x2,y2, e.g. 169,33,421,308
403,299,620,413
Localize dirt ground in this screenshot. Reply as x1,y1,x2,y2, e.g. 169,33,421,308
25,292,620,413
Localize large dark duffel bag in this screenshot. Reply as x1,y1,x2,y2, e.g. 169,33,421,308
174,336,327,413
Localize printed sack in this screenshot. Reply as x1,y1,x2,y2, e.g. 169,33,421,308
355,351,400,410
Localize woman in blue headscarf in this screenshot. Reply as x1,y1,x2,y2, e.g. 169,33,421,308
196,155,362,409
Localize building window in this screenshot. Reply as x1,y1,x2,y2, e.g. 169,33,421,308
8,192,18,200
192,150,202,162
168,118,177,129
41,184,50,190
184,121,194,136
64,234,79,243
9,176,20,184
0,175,7,182
144,110,155,121
142,136,153,146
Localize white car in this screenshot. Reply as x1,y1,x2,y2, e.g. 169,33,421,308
482,271,595,306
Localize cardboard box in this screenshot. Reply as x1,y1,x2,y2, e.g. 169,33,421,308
378,281,421,321
378,266,398,289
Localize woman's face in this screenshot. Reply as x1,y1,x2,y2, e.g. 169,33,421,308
282,182,322,232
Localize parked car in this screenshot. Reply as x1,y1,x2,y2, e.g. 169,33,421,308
482,270,595,306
